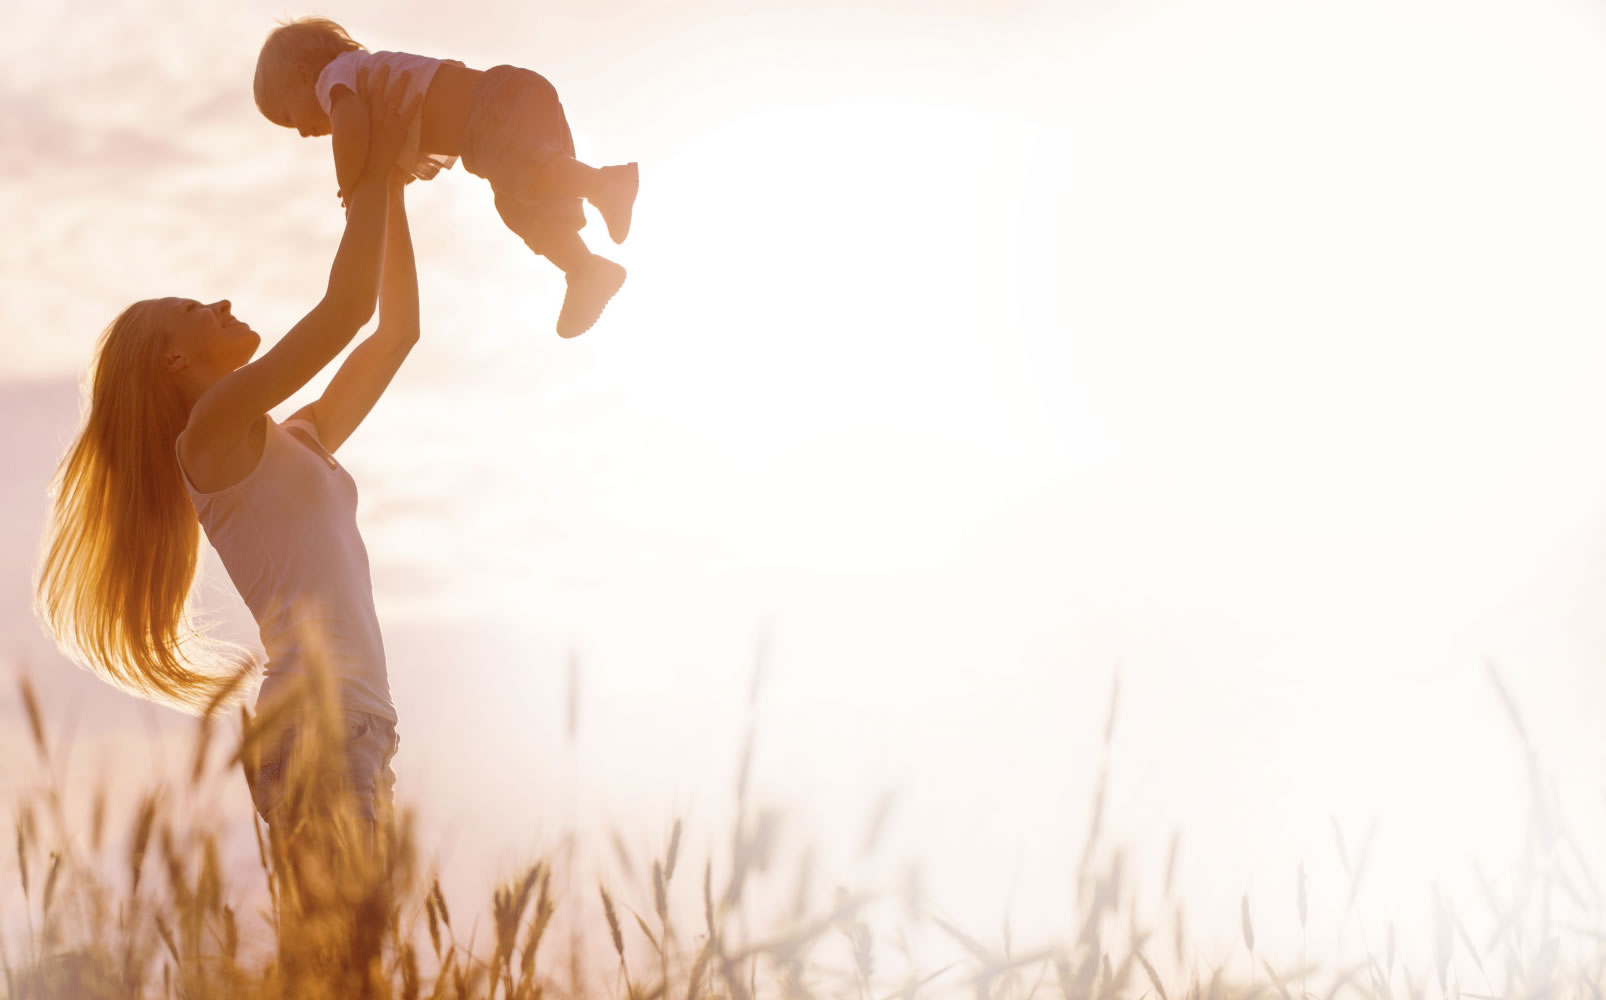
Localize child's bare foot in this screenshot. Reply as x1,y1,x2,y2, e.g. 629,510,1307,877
592,163,638,244
556,256,627,338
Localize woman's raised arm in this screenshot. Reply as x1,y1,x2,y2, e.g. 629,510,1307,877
287,170,419,453
185,65,419,450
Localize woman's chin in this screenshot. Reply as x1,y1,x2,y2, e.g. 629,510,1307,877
234,336,262,367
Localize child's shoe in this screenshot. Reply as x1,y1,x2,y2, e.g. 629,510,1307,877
593,163,638,244
556,256,627,338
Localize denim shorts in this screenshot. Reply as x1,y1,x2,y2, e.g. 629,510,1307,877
248,710,399,827
459,64,587,254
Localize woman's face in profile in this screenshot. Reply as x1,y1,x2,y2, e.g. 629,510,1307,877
161,297,261,376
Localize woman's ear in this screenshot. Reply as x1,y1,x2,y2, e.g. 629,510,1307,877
164,349,188,375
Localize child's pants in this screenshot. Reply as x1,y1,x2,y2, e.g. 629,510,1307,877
460,65,588,257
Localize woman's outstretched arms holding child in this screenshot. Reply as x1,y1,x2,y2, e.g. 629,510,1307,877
183,65,416,455
289,167,419,452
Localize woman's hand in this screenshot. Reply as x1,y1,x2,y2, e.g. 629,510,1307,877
352,64,420,188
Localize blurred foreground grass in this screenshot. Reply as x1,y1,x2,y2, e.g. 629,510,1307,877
2,663,1601,999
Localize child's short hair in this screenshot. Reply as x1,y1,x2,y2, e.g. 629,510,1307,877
253,16,364,124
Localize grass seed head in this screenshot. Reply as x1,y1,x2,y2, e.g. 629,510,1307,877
425,889,442,958
1136,951,1168,1000
432,877,452,929
654,860,668,925
18,674,47,762
666,818,683,883
15,820,29,900
601,883,624,960
41,851,61,920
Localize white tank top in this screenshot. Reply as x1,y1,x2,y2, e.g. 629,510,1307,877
315,49,459,181
177,417,396,722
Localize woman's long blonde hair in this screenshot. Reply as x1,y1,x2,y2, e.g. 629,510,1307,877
36,300,252,715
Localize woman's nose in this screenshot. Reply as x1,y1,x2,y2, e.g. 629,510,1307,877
214,299,231,316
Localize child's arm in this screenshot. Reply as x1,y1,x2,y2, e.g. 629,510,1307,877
329,87,371,207
286,172,418,452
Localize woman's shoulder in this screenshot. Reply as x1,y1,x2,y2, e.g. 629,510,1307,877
177,414,273,498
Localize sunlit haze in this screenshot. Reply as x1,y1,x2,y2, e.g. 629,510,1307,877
3,0,1606,981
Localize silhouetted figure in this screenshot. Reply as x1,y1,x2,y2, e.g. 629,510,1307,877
38,67,423,997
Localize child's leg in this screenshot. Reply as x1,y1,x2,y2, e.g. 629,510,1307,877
461,64,638,244
496,195,625,338
544,229,627,338
520,156,601,201
519,156,638,245
540,228,593,274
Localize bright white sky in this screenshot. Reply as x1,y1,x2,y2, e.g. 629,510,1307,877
3,0,1606,984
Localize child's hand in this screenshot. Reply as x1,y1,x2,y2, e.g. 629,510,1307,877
353,64,420,186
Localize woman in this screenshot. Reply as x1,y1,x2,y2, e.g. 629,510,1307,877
36,65,422,843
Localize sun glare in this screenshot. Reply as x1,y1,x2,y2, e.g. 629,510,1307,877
340,0,1606,959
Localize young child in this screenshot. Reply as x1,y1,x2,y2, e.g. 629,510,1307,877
253,17,639,338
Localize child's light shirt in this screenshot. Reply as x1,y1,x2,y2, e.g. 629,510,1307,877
315,50,459,181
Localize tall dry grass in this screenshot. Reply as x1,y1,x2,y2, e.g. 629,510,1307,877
1,661,1601,999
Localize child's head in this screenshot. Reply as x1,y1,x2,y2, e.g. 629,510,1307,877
253,16,363,136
